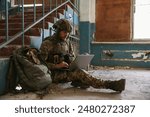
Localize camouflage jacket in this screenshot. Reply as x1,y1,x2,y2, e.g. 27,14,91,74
40,34,75,70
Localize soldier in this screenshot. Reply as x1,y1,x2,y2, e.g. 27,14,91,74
40,19,126,92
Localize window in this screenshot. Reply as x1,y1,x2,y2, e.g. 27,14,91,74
134,0,150,40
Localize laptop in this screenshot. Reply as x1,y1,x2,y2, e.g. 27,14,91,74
63,54,94,71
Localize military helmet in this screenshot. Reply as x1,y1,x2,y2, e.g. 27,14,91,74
52,19,72,33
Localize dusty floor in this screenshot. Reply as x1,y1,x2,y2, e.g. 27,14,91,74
0,67,150,100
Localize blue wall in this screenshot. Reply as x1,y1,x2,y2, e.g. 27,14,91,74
91,43,150,68
79,21,95,54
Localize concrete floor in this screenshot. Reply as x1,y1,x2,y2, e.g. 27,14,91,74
0,67,150,100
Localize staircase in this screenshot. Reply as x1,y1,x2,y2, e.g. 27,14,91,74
0,0,79,95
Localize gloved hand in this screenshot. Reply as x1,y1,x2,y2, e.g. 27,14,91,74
64,54,73,64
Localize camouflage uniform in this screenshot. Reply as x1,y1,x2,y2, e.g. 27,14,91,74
40,19,125,92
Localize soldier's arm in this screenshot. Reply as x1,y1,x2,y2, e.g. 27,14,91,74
40,40,57,70
69,41,76,62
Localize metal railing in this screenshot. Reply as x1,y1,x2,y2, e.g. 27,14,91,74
0,0,79,49
69,35,79,55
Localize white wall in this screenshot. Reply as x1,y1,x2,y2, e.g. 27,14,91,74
80,0,95,23
89,0,95,23
134,0,150,39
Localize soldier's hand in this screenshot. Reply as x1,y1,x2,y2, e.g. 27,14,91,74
55,61,69,69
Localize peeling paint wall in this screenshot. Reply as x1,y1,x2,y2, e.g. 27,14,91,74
131,52,149,60
102,50,150,62
91,43,150,68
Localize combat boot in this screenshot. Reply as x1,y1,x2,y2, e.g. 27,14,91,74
105,79,126,92
71,81,90,89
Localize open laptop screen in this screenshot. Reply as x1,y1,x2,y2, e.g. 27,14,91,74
69,54,94,70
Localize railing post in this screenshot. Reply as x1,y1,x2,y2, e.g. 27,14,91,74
22,0,24,47
76,0,78,9
65,2,67,18
17,0,21,12
5,0,9,41
42,0,45,40
56,0,58,17
49,27,52,36
49,0,52,11
73,6,75,35
34,0,36,22
77,0,80,36
10,0,12,7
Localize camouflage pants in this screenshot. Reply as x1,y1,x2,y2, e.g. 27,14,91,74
51,69,108,88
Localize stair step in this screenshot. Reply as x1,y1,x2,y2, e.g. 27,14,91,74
9,36,31,45
23,8,65,15
0,22,31,29
25,5,66,13
28,13,57,21
0,29,21,36
13,14,44,18
23,8,64,14
24,10,50,14
9,9,63,21
0,35,31,45
34,21,49,29
0,28,41,36
0,37,4,43
11,14,55,22
0,18,35,23
0,18,53,30
25,28,41,36
0,45,22,57
18,0,67,5
16,0,57,4
3,22,50,29
25,7,50,13
33,6,57,11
